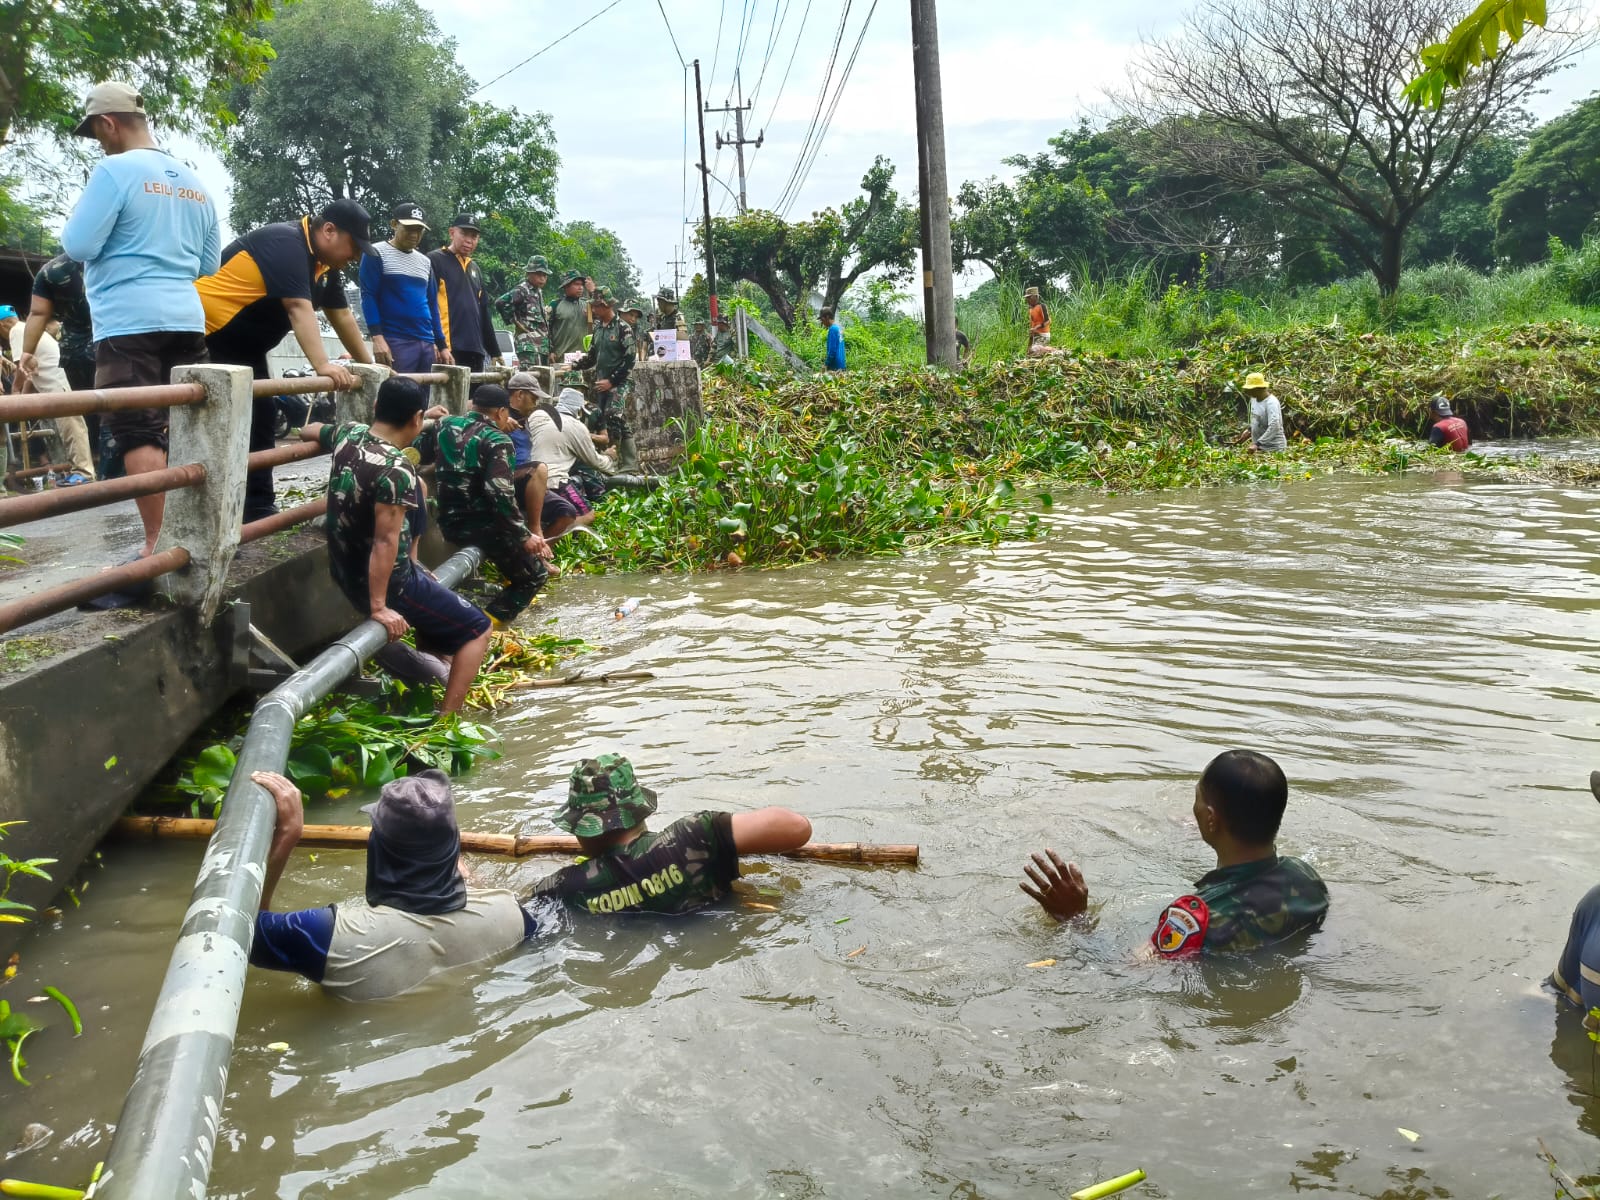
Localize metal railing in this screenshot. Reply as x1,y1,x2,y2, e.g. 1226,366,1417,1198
0,362,476,635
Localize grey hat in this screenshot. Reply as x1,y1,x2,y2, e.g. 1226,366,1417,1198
507,371,549,398
1429,394,1453,417
361,769,458,848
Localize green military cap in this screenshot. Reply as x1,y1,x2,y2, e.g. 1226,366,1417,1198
590,285,614,306
554,754,659,837
620,298,645,315
656,286,678,304
524,255,550,274
562,269,585,286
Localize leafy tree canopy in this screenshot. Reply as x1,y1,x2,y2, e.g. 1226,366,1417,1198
1492,92,1600,262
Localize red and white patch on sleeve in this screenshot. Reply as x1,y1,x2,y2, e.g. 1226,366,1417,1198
1152,895,1210,957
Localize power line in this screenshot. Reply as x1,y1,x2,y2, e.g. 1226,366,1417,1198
744,0,814,186
778,0,879,218
707,0,729,95
656,0,686,67
472,0,627,94
748,0,792,105
735,0,762,89
772,0,851,215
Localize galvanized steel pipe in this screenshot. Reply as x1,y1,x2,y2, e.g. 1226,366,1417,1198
94,547,482,1199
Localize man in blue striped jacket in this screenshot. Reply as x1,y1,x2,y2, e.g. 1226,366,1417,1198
359,202,452,374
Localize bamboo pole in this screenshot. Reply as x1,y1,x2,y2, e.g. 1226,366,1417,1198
114,816,918,865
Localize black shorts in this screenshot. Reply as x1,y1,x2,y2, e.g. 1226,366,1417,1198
95,331,210,455
388,566,490,654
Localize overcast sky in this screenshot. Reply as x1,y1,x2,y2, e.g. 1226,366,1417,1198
169,0,1600,297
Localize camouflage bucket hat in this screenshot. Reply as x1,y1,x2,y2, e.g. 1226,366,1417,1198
525,255,550,273
563,269,585,286
656,286,677,304
556,754,658,836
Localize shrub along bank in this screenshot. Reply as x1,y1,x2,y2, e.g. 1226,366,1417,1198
558,322,1600,575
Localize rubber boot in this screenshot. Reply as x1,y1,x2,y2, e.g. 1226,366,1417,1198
617,431,641,474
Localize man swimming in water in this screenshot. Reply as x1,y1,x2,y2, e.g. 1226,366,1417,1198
1020,749,1329,955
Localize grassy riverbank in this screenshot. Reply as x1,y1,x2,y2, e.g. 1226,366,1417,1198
560,322,1600,575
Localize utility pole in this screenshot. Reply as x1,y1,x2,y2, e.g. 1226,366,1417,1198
666,252,689,296
694,59,719,320
708,70,763,213
910,0,957,367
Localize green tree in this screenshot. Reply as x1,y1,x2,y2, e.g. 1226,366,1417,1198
0,0,282,146
547,220,642,301
1404,128,1523,267
224,0,470,228
447,101,561,297
1131,0,1570,295
0,180,54,252
698,157,917,329
1491,94,1600,263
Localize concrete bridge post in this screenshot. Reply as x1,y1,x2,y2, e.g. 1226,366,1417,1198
155,364,254,623
434,364,472,416
340,362,388,425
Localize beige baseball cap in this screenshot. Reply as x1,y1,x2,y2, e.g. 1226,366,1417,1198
74,82,145,137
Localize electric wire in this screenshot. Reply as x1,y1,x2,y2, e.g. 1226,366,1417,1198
770,0,851,214
472,0,626,94
748,0,792,105
656,0,686,66
743,0,815,187
707,0,729,96
778,0,879,218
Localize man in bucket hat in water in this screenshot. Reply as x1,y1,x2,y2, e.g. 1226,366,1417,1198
248,769,541,999
525,754,813,915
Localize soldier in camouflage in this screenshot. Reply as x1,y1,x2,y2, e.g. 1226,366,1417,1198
547,270,590,361
300,377,492,714
618,299,650,362
1020,749,1328,955
650,285,692,343
574,290,638,472
690,320,711,366
710,314,736,361
524,753,814,916
414,384,550,628
506,255,552,366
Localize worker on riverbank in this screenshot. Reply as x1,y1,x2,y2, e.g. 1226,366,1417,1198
574,291,637,471
505,371,555,532
547,271,590,361
61,81,221,559
522,386,617,541
524,754,813,915
1020,749,1329,955
418,383,550,630
2,306,95,485
197,199,377,523
249,769,541,1000
428,214,503,374
20,256,105,480
1424,395,1471,452
822,307,846,372
1025,286,1050,348
359,201,451,375
504,255,553,367
1240,372,1287,453
1539,772,1600,1016
301,376,491,713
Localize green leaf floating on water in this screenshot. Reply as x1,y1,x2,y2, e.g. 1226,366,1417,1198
43,987,82,1037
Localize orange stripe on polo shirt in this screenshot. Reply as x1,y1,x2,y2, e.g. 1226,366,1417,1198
196,250,269,336
437,278,451,345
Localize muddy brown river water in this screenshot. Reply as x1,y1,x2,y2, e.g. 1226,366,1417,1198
4,471,1599,1198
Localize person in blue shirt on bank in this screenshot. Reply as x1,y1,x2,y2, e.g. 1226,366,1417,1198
60,81,221,560
359,202,453,375
822,306,846,371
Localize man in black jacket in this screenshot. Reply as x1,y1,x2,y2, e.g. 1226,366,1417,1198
427,214,503,373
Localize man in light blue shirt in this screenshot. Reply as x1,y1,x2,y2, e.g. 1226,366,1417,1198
61,81,221,560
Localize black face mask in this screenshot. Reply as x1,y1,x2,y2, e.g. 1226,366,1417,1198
365,821,466,914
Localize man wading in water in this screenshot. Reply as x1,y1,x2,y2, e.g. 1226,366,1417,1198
525,754,813,915
1020,750,1329,955
248,770,542,999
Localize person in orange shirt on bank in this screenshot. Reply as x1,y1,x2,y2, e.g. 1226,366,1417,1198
1025,285,1050,348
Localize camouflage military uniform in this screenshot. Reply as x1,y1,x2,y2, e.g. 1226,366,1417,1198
1151,855,1329,956
506,281,550,366
317,422,420,607
710,328,736,361
576,314,635,451
418,412,547,623
32,254,95,387
528,755,740,915
690,328,711,365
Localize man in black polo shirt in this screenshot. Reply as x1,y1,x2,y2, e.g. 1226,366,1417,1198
196,198,377,522
428,213,503,373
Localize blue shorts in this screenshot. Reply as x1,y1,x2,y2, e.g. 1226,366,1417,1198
390,566,490,654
